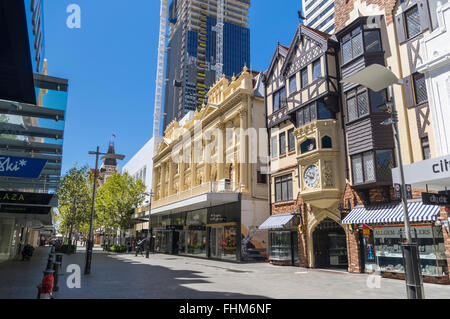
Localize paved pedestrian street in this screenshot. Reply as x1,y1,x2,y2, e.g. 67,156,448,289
0,246,449,299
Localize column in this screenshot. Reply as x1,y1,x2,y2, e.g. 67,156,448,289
179,153,185,192
152,165,158,200
167,161,174,196
239,109,248,192
217,123,226,180
191,141,197,188
160,163,166,198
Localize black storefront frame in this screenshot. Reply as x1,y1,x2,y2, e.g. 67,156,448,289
150,200,242,263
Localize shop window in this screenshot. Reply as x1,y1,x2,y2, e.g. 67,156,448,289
374,226,448,276
289,75,297,95
271,136,278,158
405,5,421,39
413,73,428,105
322,136,332,149
288,129,295,152
422,137,431,160
301,67,308,88
269,231,292,262
275,174,293,202
301,139,316,154
279,132,286,156
312,59,322,81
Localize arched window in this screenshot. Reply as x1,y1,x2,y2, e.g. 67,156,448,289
301,139,316,154
322,136,332,149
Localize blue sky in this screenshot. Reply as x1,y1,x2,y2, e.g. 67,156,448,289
44,0,302,174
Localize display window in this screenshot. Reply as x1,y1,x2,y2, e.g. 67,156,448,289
269,231,298,265
374,226,448,277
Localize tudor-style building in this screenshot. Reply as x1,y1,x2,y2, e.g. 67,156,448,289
335,0,449,283
261,25,349,269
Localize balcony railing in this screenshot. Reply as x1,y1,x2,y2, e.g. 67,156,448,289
152,179,236,209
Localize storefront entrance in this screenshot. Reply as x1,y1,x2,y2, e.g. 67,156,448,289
313,218,348,269
209,225,238,261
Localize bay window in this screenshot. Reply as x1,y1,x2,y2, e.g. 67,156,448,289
351,150,394,184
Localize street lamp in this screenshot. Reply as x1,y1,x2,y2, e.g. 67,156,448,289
342,64,424,299
84,146,125,275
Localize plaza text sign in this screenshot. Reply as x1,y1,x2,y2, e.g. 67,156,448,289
0,156,47,178
0,191,53,205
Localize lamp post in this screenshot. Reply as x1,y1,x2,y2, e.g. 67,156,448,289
342,64,424,299
84,146,125,275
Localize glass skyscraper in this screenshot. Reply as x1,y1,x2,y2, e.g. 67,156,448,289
163,0,251,130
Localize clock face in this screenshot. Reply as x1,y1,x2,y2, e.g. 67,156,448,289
304,165,319,188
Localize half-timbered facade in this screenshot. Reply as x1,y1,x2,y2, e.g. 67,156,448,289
335,0,449,283
262,25,349,269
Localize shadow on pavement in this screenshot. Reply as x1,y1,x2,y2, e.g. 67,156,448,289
55,249,268,299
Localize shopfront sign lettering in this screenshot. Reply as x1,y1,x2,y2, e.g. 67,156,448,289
0,191,53,205
422,192,449,206
0,156,47,178
209,213,226,223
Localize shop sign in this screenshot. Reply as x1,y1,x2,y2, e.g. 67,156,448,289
422,192,449,206
0,191,53,205
0,156,47,178
208,213,227,223
0,204,51,215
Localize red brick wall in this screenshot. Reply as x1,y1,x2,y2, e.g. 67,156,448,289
334,0,398,33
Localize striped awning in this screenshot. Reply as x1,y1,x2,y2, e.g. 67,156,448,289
259,214,295,230
342,201,441,225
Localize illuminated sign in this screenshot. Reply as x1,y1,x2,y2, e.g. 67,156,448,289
0,191,53,205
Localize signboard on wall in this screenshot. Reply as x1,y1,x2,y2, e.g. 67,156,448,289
0,156,47,178
0,191,53,205
0,204,51,215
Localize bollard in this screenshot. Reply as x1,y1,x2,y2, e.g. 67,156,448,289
48,253,55,260
52,261,61,292
46,258,54,270
55,253,63,264
50,246,55,254
39,269,54,299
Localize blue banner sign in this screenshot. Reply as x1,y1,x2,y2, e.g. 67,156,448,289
0,155,47,178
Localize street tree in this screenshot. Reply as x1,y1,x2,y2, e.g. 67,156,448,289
95,172,146,246
57,164,92,246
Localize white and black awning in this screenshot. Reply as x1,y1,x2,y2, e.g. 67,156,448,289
342,201,441,225
258,214,295,230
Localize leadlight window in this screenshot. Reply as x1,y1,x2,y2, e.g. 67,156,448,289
352,150,394,184
313,59,322,81
301,68,308,88
275,174,293,202
289,75,297,95
279,132,286,156
376,150,394,181
288,129,295,152
346,88,369,122
405,5,421,39
273,91,280,112
342,27,364,64
413,73,428,104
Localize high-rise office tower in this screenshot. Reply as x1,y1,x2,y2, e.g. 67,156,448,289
302,0,335,34
163,0,250,130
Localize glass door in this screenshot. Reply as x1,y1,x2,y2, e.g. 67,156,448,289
210,227,224,259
